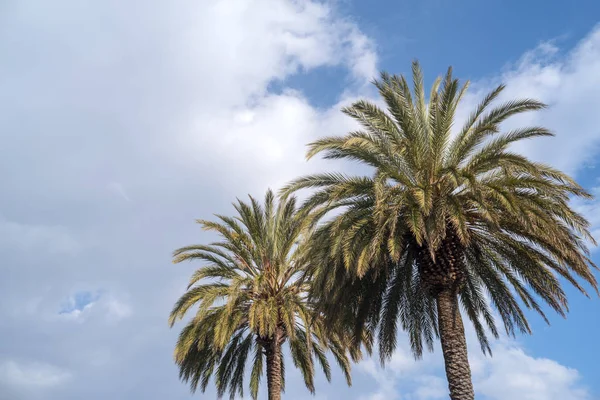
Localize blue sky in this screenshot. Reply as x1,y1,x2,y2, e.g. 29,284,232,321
1,1,600,399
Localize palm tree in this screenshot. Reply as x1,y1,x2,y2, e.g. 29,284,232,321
281,61,598,400
169,190,358,400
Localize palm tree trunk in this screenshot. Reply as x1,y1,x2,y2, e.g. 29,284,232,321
265,333,283,400
436,288,474,400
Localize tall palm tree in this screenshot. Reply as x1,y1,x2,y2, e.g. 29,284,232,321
281,61,598,400
169,190,358,400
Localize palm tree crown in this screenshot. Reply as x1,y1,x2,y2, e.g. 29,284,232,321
282,61,598,399
169,190,357,400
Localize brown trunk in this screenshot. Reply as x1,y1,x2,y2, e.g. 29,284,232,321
418,225,465,296
436,288,474,400
265,331,283,400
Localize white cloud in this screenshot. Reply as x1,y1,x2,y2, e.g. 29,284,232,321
0,360,71,388
181,90,367,198
572,187,600,250
457,25,600,176
167,0,376,111
0,2,376,395
108,182,132,203
357,358,399,400
474,343,589,400
1,0,378,208
358,335,590,400
57,290,132,323
103,295,133,322
0,217,79,255
412,375,447,399
58,304,95,321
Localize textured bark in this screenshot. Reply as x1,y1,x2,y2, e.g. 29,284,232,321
436,289,474,400
265,331,283,400
416,224,473,398
418,225,465,295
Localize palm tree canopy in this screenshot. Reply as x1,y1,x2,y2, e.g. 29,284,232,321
169,190,358,399
281,61,598,361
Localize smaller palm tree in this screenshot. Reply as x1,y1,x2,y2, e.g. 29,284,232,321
169,190,358,400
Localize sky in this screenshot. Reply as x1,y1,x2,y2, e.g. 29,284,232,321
1,1,600,399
